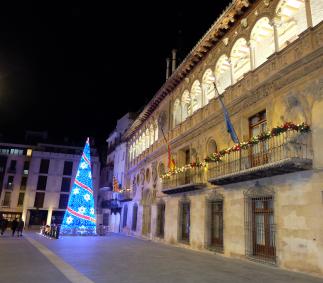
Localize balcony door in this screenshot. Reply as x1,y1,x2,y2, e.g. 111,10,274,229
249,111,268,167
184,149,190,184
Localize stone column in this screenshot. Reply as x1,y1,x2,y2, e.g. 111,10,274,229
270,19,279,52
305,0,313,28
229,58,234,84
248,40,255,70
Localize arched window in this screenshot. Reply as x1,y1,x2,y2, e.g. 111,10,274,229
215,55,231,94
138,135,142,155
136,139,140,157
173,99,181,127
134,140,138,158
145,129,150,149
191,80,202,112
154,121,158,142
207,139,217,155
230,38,251,83
138,135,142,154
202,69,216,106
158,162,166,177
181,90,191,121
129,145,133,161
311,0,323,26
142,133,146,152
149,124,154,146
250,17,275,68
275,0,306,50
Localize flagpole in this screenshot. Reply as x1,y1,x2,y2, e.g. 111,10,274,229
212,82,241,171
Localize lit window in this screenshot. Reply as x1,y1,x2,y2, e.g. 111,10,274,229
27,149,33,157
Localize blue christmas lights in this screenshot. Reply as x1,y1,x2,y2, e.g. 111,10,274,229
60,138,96,235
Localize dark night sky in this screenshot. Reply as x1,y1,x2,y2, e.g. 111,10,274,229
0,1,230,147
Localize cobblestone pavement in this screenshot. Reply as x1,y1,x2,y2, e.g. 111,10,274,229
1,232,323,283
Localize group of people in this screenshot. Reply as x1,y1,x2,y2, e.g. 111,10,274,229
0,217,24,237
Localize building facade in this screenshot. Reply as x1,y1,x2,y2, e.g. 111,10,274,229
97,113,135,232
120,0,323,277
0,142,100,228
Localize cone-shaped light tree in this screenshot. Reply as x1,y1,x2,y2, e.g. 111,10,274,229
60,138,96,235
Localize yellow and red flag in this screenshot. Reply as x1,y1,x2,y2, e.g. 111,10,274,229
168,144,176,171
113,176,121,193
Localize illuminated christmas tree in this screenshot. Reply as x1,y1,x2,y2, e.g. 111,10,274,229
60,138,96,235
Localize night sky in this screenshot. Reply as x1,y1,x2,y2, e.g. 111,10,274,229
0,1,230,147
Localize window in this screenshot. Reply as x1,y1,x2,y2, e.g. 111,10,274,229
17,192,25,207
36,176,47,191
249,110,267,137
9,160,17,172
132,204,138,231
39,159,50,174
20,177,27,191
179,201,190,243
7,176,14,190
60,178,71,192
3,192,11,206
207,139,217,156
58,194,69,209
26,148,33,157
34,192,45,208
23,161,30,175
122,205,128,228
156,202,165,238
63,161,73,176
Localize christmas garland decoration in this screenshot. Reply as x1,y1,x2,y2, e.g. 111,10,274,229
205,122,310,163
161,122,309,179
161,161,207,179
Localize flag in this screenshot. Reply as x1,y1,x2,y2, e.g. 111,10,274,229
214,83,239,144
113,176,120,193
160,126,176,171
168,144,176,171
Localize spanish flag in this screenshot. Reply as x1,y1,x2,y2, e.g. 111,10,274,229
113,176,120,193
168,144,176,171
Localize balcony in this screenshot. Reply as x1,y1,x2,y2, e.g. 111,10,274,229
101,199,119,209
1,200,10,207
162,167,207,195
207,131,312,185
117,190,133,202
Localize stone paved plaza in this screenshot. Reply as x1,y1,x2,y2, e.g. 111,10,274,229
0,232,322,283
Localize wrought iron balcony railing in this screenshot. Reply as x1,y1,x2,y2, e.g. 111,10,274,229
162,167,207,194
207,131,312,185
118,190,133,202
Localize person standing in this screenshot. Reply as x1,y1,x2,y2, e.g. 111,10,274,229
11,218,18,237
0,218,8,235
17,218,24,237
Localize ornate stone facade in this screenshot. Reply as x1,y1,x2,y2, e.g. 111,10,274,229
120,0,323,277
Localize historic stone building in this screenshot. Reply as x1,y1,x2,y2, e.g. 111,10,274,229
97,113,136,232
119,0,323,277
